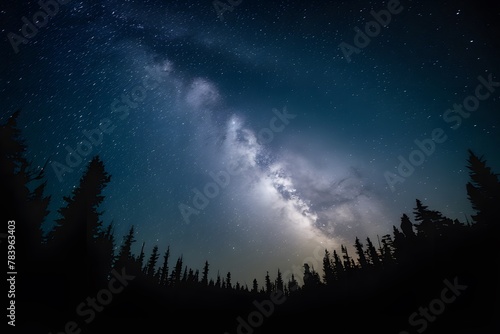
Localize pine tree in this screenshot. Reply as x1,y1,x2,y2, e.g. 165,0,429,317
146,245,159,278
322,249,335,285
137,242,146,273
194,269,199,283
201,260,209,286
275,269,284,292
0,111,50,263
367,237,381,267
466,150,500,228
170,256,183,287
354,237,368,269
392,225,408,263
226,272,232,289
50,156,110,249
48,156,111,298
400,214,416,239
115,226,136,270
215,271,221,288
380,234,395,265
332,250,344,279
414,199,434,239
288,274,299,293
341,245,352,271
252,278,259,294
265,271,272,294
159,247,170,287
182,266,188,283
303,263,321,287
188,269,195,285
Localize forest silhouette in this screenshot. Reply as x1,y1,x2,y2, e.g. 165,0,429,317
2,110,499,333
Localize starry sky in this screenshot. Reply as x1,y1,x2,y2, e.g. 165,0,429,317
1,0,500,284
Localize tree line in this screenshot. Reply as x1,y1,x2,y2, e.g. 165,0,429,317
2,110,499,333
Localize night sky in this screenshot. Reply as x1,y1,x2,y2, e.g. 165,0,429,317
1,0,500,285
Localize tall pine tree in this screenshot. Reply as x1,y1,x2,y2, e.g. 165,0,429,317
322,249,335,285
354,237,368,269
466,150,500,229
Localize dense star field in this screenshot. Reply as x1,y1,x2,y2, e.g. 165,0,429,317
1,1,500,328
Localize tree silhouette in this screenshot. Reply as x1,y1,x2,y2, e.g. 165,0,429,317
379,234,395,265
303,263,321,287
341,245,353,271
265,271,272,294
215,271,221,288
392,225,408,263
354,237,368,269
136,241,146,274
1,110,50,263
159,247,170,287
115,225,136,270
288,274,298,292
47,156,111,299
400,214,416,239
332,249,344,279
413,199,444,240
170,256,183,287
275,269,284,292
365,237,381,267
466,149,500,229
322,249,335,285
201,260,209,286
226,272,232,289
146,245,160,278
252,278,259,293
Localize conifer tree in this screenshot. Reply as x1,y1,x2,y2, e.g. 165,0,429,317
115,226,136,270
146,245,159,278
288,274,299,293
275,269,284,292
159,247,170,286
322,249,335,285
137,242,146,273
201,260,209,286
332,250,344,279
466,150,500,228
170,256,183,287
252,278,259,294
265,271,272,294
1,111,50,263
366,237,381,267
215,271,221,288
341,245,352,271
48,156,111,297
354,237,368,269
400,214,416,239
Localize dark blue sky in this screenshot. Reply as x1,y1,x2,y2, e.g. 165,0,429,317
1,0,499,284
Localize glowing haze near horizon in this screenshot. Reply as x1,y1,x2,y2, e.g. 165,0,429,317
1,0,499,284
